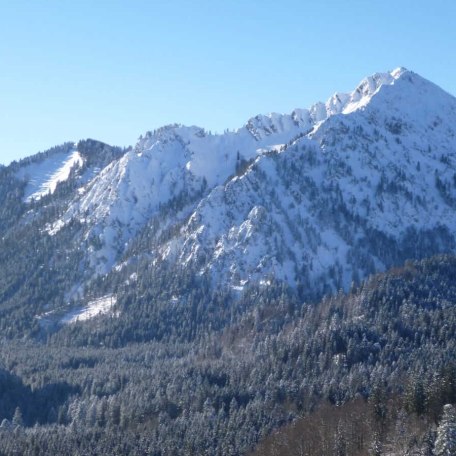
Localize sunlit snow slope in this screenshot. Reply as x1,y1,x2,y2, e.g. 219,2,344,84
16,148,83,202
12,67,456,302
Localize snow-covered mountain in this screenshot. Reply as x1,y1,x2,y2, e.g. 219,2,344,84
7,67,456,308
163,68,456,293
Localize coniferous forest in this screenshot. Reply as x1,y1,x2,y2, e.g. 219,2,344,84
0,254,455,454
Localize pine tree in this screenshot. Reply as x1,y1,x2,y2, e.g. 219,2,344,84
0,418,11,430
435,404,456,456
12,407,23,428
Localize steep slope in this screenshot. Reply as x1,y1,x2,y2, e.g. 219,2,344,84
12,140,125,207
156,69,456,293
47,119,324,275
45,68,414,284
15,147,83,202
0,140,125,333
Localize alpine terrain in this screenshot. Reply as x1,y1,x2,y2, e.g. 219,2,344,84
0,68,456,455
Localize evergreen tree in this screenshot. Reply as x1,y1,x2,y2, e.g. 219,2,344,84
12,407,23,427
435,404,456,456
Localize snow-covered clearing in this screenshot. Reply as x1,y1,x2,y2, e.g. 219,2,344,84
60,295,117,324
16,149,83,202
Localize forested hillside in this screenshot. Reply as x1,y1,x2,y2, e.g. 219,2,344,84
0,255,455,454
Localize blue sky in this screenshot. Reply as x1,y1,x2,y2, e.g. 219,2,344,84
1,0,455,165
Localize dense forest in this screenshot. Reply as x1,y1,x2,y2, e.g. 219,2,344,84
0,255,455,454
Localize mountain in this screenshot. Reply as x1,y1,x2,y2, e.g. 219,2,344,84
1,68,456,455
1,67,456,331
167,67,456,293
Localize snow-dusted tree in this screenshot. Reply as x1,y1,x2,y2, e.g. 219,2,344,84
0,418,11,431
12,407,23,428
435,404,456,456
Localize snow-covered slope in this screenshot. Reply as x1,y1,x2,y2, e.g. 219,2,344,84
45,68,410,279
60,294,117,324
16,147,83,202
20,67,456,299
161,69,456,292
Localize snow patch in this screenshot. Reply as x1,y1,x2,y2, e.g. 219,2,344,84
60,295,117,324
17,150,83,202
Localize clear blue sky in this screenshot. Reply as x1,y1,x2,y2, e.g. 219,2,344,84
1,0,455,165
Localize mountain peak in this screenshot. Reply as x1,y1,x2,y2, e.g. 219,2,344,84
390,66,408,78
325,67,408,116
242,68,412,139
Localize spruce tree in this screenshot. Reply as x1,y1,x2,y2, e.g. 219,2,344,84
435,404,456,456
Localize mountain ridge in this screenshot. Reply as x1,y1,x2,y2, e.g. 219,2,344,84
4,66,456,321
